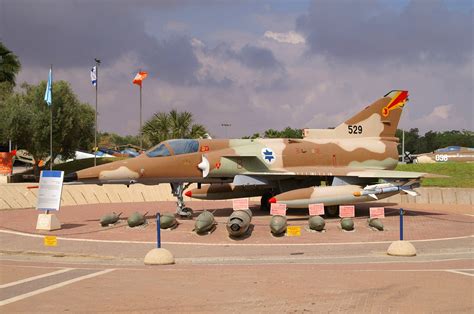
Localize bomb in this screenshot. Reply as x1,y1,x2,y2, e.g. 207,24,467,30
368,218,384,231
340,218,354,231
127,212,147,227
270,215,287,236
308,215,325,231
194,211,216,234
226,209,252,237
100,212,122,227
160,213,178,229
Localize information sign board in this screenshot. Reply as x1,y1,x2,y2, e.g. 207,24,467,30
339,205,355,218
309,203,325,216
370,207,385,219
270,203,287,216
44,236,57,247
232,198,249,210
36,170,64,211
286,226,301,236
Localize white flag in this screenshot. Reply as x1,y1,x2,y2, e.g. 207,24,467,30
90,66,97,86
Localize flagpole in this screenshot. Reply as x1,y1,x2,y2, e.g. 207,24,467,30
94,59,100,166
139,83,142,150
50,64,53,171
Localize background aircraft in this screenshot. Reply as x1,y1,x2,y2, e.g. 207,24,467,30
65,90,425,217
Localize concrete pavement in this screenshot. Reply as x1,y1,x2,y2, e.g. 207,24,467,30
0,201,473,312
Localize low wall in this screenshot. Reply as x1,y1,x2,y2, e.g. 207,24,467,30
0,183,472,210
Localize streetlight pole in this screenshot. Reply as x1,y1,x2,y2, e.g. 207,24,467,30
221,123,231,138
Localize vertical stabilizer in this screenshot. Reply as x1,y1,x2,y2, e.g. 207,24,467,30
335,90,408,139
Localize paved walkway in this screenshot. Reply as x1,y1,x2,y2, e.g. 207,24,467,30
0,201,473,312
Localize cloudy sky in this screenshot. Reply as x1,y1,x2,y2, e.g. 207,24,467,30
1,0,472,138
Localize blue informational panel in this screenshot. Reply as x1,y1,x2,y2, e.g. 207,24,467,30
36,170,64,211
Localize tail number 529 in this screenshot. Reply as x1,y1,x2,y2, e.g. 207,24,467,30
348,125,363,134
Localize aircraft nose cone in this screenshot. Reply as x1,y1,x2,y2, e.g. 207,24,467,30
64,172,78,182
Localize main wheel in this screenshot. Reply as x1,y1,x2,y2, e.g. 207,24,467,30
260,192,273,211
177,207,194,219
325,205,339,217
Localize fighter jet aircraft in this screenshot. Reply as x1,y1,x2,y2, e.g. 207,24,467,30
65,90,425,217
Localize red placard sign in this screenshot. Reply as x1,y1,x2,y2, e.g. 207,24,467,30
309,203,324,216
270,203,287,216
370,207,385,219
232,198,249,210
339,205,355,218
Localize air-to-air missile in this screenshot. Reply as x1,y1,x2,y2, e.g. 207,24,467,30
185,183,268,200
100,212,122,226
226,209,252,237
270,215,287,236
127,212,148,228
353,182,420,200
368,218,384,231
340,218,354,231
308,215,325,231
160,213,178,229
194,211,216,234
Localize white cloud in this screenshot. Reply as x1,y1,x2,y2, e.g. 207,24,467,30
427,105,452,120
263,31,306,45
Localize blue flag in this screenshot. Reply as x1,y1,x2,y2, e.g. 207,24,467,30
90,66,97,86
44,68,52,106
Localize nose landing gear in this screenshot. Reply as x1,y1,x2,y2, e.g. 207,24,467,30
171,183,193,219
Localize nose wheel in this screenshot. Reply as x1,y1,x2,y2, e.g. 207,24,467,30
171,183,194,219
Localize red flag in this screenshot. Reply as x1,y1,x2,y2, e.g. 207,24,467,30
133,71,148,86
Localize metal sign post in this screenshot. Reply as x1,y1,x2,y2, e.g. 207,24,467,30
156,213,161,249
399,208,404,241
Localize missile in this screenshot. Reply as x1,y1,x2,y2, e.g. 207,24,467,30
270,215,287,236
308,215,325,231
353,182,420,200
194,211,216,234
186,183,268,200
160,213,178,229
226,209,252,237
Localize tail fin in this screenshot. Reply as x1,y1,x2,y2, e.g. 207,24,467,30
303,90,408,139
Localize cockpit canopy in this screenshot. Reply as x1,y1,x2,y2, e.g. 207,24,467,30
146,139,199,157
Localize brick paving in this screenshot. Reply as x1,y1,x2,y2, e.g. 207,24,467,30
0,201,472,312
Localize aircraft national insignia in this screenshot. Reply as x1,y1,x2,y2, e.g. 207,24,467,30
382,90,409,117
261,148,276,164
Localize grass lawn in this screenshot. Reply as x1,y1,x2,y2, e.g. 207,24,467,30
396,163,473,188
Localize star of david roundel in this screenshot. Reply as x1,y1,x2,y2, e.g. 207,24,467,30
261,148,276,164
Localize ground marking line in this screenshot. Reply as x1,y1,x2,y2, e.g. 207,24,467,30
445,269,474,277
0,268,115,307
181,257,472,267
1,229,472,247
0,268,73,289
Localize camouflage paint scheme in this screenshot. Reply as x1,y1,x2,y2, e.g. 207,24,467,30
66,90,424,212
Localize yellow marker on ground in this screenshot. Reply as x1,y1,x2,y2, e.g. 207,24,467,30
44,236,57,247
286,226,301,237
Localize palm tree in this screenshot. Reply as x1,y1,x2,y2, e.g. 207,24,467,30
0,42,21,87
142,110,208,145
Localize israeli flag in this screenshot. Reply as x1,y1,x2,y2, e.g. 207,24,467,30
90,66,97,86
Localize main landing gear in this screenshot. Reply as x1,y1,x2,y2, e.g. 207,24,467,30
171,183,193,218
